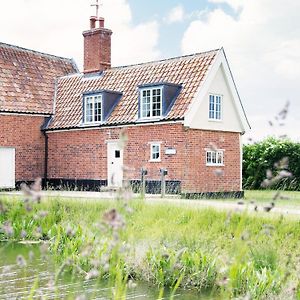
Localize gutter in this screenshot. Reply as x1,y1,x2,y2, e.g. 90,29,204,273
42,117,185,133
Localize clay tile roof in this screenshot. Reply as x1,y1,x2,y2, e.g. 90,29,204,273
0,42,78,115
48,49,219,130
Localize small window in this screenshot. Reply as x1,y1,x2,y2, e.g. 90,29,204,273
115,150,120,158
141,87,162,119
150,143,161,162
209,94,222,120
84,94,102,124
206,150,224,166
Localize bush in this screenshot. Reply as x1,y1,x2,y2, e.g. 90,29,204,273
243,138,300,190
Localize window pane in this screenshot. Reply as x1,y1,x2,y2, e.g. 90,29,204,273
209,95,215,119
141,90,151,118
152,88,161,117
217,151,223,164
85,97,93,123
212,151,217,164
206,151,211,164
215,96,221,120
151,144,160,160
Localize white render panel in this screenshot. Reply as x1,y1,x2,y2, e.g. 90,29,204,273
188,65,244,132
0,147,15,188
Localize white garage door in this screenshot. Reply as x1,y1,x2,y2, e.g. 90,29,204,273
0,147,15,188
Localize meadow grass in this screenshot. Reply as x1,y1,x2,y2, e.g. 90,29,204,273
1,194,300,299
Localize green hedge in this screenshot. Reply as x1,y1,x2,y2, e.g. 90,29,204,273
243,138,300,190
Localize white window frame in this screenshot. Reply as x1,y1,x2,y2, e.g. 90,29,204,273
208,94,222,121
149,142,161,162
84,94,103,124
140,87,163,119
206,149,224,166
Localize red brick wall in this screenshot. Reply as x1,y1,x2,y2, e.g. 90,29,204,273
182,129,241,193
0,115,45,181
47,124,241,192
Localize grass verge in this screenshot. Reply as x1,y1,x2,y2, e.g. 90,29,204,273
1,195,300,299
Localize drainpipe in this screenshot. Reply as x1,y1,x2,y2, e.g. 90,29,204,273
42,131,48,190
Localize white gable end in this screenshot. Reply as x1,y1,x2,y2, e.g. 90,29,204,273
184,49,250,133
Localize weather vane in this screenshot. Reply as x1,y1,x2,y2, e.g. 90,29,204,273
91,0,103,18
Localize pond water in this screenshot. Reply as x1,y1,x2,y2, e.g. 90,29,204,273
0,243,213,299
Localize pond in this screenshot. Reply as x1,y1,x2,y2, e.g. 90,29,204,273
0,243,213,299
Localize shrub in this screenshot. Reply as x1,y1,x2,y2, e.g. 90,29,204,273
243,138,300,190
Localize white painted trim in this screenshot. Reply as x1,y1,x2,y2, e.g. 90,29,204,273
205,149,224,166
45,120,184,133
208,94,223,121
140,86,163,120
149,142,161,162
83,94,103,124
184,48,250,132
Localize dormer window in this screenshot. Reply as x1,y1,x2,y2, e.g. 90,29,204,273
82,90,122,126
138,83,182,121
141,87,162,118
84,94,102,123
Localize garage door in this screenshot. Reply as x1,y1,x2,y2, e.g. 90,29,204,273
0,147,15,188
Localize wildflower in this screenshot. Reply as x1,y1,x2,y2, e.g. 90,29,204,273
278,170,292,178
2,221,14,237
38,211,49,218
75,295,87,300
29,251,34,261
102,208,125,230
85,269,99,280
65,225,76,237
16,255,27,267
127,279,137,289
20,229,27,239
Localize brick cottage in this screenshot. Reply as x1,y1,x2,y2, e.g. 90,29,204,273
0,14,250,197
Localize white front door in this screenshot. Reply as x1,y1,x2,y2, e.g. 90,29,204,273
0,147,15,188
107,142,123,187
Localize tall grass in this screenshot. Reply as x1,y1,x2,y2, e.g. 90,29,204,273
1,195,300,298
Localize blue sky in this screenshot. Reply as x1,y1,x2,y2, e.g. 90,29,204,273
0,0,299,141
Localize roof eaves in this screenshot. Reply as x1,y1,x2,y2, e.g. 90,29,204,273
45,117,184,132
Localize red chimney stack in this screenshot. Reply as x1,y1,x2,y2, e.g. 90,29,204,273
83,16,112,74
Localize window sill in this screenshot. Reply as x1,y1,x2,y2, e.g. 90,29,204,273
208,118,223,122
206,164,224,167
149,159,162,163
79,122,103,127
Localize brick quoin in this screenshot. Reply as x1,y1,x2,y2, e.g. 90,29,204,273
0,115,46,181
47,123,241,193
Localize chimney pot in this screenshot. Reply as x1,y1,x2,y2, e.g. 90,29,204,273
90,16,97,29
99,18,105,28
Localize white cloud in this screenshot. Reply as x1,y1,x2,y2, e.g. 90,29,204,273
165,5,185,24
182,0,300,141
0,0,161,70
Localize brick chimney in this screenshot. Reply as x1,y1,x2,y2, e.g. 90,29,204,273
83,16,112,74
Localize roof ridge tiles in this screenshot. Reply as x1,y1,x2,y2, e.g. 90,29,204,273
109,48,221,71
0,41,75,64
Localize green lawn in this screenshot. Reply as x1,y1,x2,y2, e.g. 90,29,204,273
1,193,300,299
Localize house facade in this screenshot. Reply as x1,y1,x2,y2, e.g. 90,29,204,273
0,15,250,197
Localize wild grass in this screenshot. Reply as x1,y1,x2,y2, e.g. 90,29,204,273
1,195,300,299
